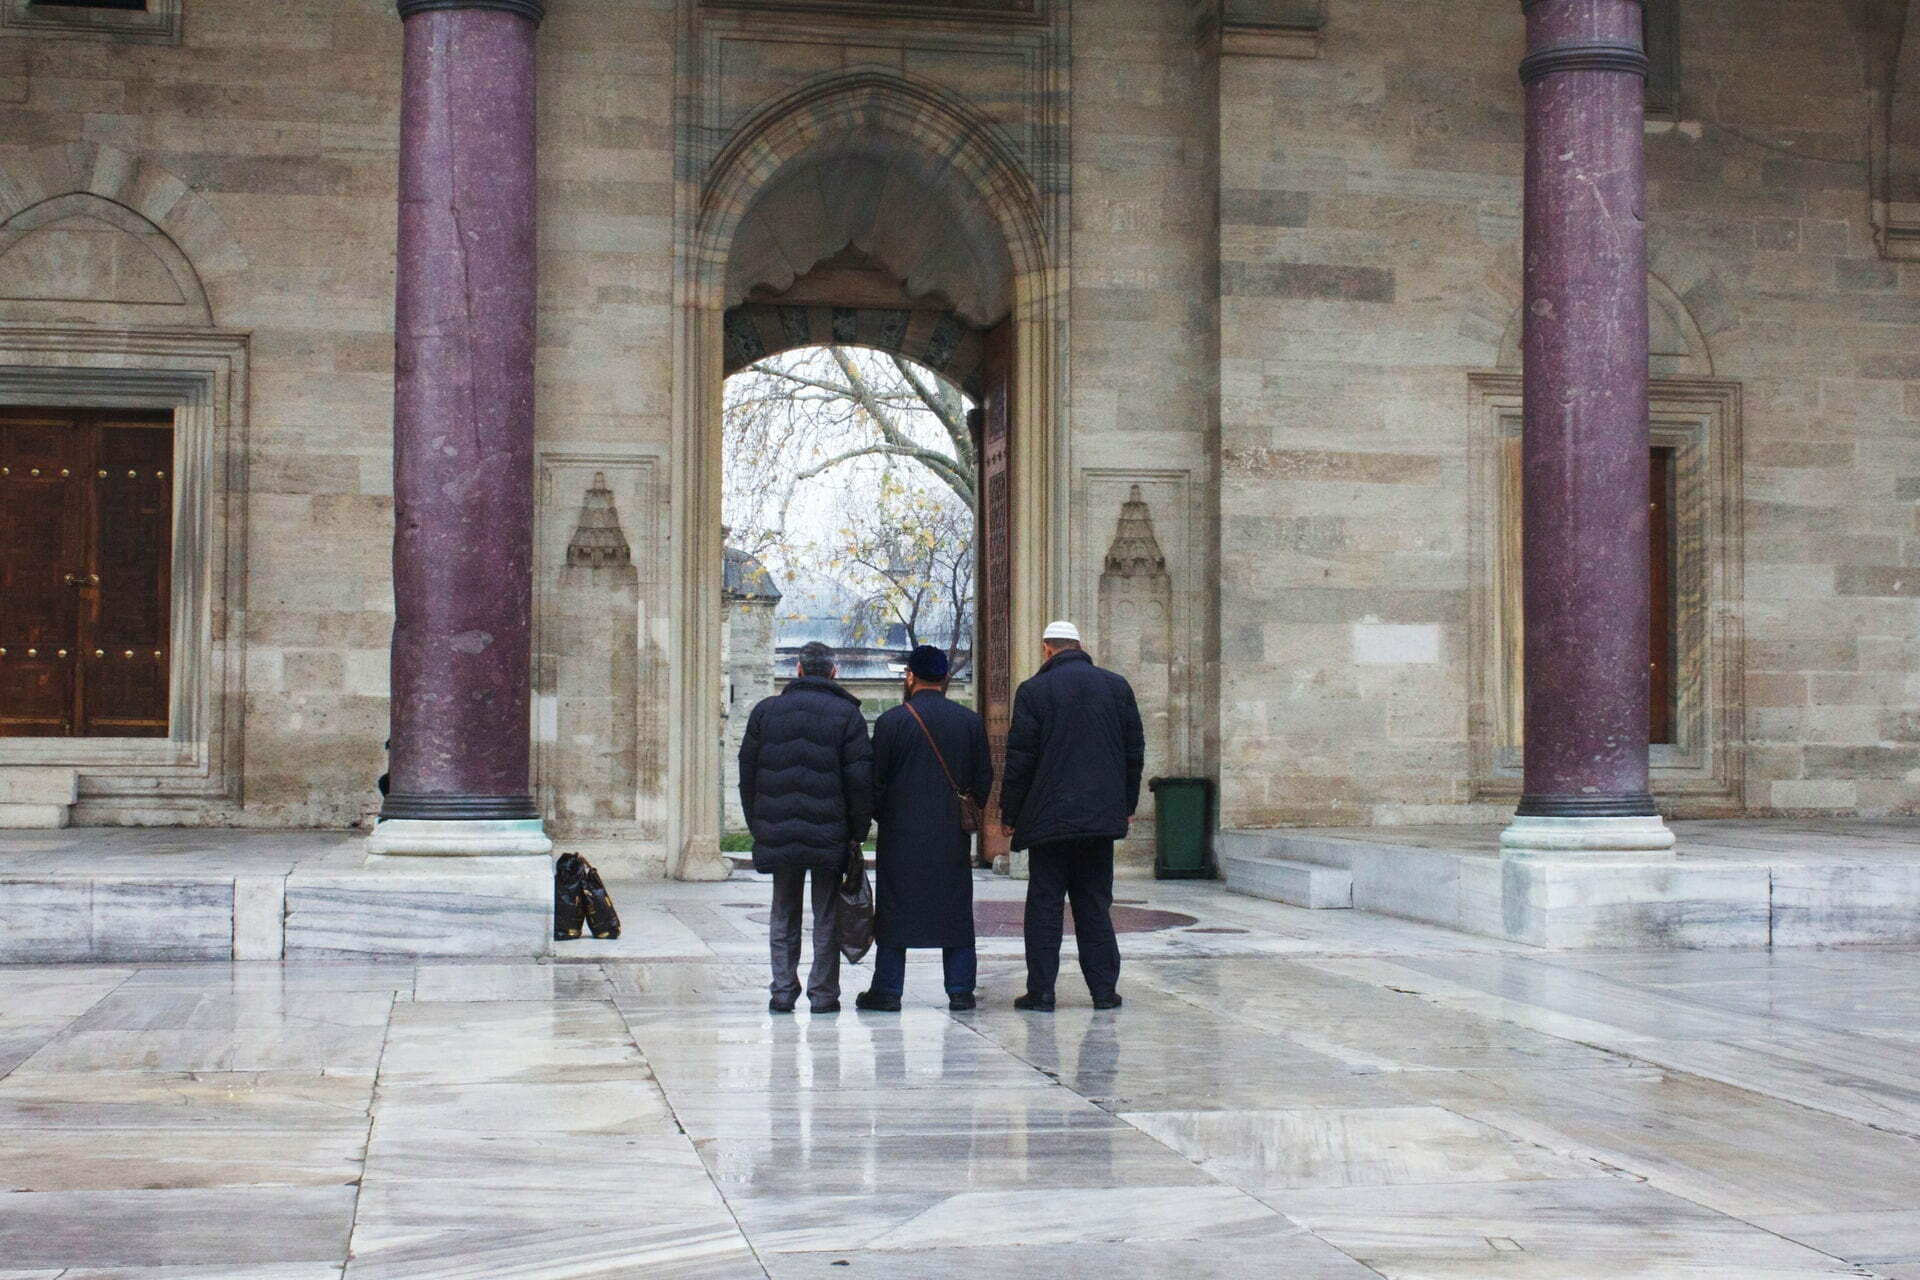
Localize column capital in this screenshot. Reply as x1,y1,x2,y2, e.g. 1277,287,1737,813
397,0,544,23
1520,39,1649,84
1521,0,1643,10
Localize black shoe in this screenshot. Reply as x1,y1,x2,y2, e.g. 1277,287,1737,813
1092,993,1124,1010
855,991,901,1012
578,862,622,940
1013,993,1055,1012
948,993,977,1011
769,997,796,1014
553,853,587,940
811,1000,841,1014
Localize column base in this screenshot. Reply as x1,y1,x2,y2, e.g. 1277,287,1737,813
1500,813,1676,863
673,845,733,882
366,818,553,857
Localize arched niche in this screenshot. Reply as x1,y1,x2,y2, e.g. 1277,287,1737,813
1496,272,1715,376
0,143,245,325
669,71,1060,880
0,192,214,328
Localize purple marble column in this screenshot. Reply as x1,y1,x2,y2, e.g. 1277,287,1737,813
379,0,544,836
1514,0,1661,828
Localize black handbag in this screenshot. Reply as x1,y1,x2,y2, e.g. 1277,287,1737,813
834,844,875,964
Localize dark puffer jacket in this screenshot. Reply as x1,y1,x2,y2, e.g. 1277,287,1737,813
738,676,874,873
999,648,1146,851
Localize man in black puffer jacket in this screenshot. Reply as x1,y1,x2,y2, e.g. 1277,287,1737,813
739,641,874,1014
998,620,1145,1013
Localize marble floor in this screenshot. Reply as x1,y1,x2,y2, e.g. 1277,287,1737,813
1,872,1917,1277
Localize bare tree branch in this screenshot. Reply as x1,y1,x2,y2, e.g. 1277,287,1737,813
890,353,973,471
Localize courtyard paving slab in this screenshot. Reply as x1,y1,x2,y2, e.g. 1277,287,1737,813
0,870,1913,1276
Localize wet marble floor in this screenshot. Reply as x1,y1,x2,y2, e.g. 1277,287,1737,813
2,873,1918,1277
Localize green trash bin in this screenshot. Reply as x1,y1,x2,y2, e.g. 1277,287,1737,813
1148,776,1214,880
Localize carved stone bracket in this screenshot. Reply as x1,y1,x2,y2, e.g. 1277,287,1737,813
1199,0,1325,59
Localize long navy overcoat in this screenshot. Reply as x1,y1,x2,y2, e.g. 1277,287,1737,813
871,688,993,949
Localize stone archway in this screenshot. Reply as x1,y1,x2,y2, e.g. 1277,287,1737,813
669,71,1062,879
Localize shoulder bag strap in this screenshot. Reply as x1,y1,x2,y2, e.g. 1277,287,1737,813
903,700,968,803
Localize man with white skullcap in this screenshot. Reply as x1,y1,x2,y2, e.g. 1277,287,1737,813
997,619,1145,1011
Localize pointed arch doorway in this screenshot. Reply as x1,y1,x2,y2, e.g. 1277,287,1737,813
669,74,1061,880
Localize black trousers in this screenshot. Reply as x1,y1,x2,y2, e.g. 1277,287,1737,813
769,867,840,1007
1023,837,1120,1000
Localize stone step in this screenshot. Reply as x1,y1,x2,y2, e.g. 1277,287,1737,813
0,802,69,829
1220,849,1352,909
0,767,79,807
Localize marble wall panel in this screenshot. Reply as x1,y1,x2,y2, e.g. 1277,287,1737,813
1771,863,1920,947
87,880,232,962
0,881,91,963
283,858,551,960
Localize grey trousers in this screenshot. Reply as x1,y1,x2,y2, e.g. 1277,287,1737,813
769,866,841,1006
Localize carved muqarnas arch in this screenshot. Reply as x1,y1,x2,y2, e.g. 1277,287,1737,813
669,71,1061,878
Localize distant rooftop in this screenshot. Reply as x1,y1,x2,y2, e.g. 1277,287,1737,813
774,642,973,684
722,546,782,602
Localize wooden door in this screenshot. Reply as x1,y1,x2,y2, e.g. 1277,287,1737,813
975,319,1013,860
1648,445,1676,745
0,408,173,738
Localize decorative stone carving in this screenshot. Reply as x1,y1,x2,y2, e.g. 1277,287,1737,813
565,474,633,568
547,475,640,829
1098,486,1176,864
532,453,668,869
1103,485,1171,580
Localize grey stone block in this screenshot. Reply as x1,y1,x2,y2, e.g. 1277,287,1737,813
0,804,69,830
1221,850,1352,909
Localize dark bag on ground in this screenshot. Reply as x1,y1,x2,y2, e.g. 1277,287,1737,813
554,852,621,941
835,846,875,964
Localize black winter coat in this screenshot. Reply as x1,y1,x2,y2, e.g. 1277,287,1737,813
738,676,874,874
871,689,992,949
999,648,1146,851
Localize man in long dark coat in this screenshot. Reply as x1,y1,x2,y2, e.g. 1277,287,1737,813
855,645,993,1012
998,620,1145,1012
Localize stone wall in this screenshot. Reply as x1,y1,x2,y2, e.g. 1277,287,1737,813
0,0,680,830
1070,0,1221,869
5,0,1917,843
1216,0,1920,828
0,0,405,826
